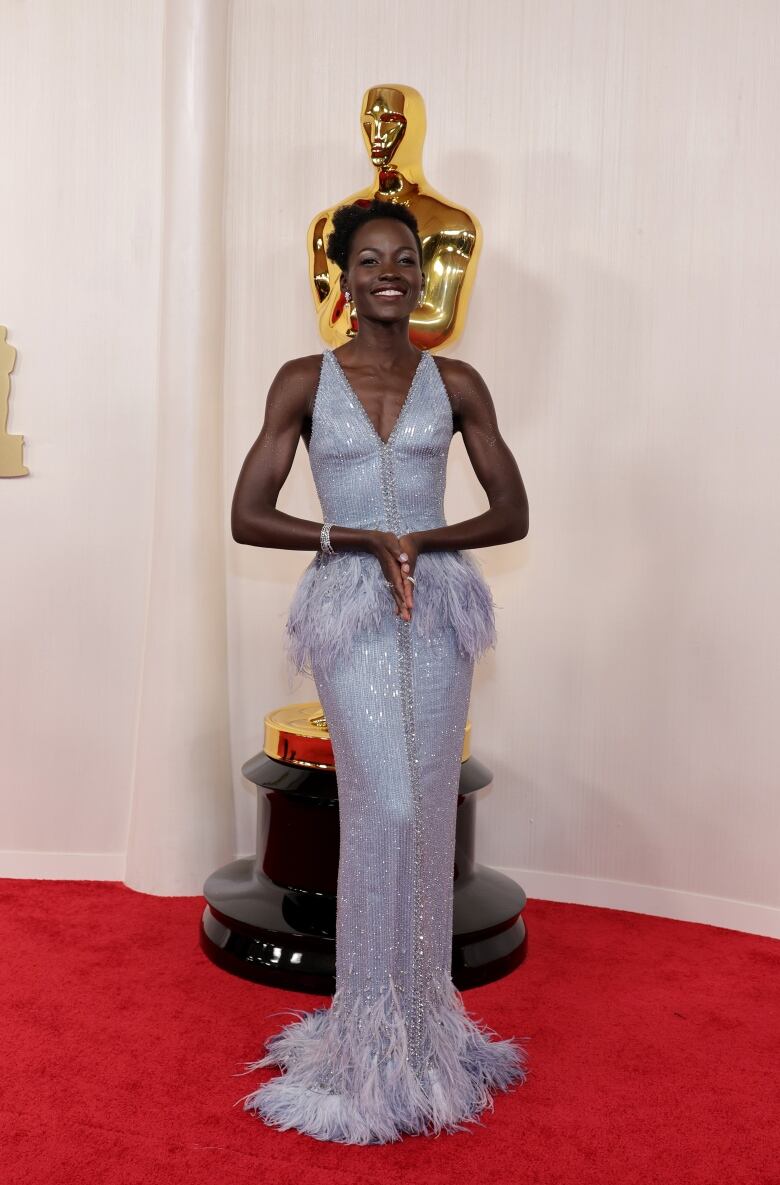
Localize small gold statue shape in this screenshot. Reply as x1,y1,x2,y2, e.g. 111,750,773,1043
0,326,27,478
308,84,482,352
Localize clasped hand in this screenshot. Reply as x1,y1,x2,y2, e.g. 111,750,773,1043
369,532,419,621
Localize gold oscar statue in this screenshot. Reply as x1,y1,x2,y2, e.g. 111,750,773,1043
0,326,27,478
308,84,482,352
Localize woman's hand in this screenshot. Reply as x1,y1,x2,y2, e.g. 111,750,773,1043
367,531,419,621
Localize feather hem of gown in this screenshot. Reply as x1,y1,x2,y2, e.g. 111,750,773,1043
235,976,529,1145
284,549,498,680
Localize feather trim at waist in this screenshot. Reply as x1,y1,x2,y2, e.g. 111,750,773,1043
284,549,497,679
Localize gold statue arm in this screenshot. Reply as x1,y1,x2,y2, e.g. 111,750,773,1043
410,224,479,352
309,211,331,304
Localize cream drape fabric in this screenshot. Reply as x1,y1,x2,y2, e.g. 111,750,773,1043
125,0,234,894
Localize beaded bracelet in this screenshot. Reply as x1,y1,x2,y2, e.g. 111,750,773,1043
320,522,336,554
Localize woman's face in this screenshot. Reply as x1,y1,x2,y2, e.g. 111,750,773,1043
343,218,424,324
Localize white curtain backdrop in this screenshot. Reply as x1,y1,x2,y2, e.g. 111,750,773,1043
125,0,234,894
0,0,778,933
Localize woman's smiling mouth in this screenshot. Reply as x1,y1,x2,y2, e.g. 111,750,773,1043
372,286,406,300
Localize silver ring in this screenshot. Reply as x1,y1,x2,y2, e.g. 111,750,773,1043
405,574,416,585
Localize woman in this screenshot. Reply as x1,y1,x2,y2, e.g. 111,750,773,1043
232,199,530,1143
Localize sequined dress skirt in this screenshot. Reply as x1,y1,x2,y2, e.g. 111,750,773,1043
236,565,529,1144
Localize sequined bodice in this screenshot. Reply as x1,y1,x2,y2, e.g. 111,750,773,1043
308,348,452,536
284,347,497,680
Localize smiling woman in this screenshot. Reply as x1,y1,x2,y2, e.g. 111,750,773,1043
329,200,426,342
232,199,530,1143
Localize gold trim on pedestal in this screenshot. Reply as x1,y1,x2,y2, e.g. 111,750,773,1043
263,702,471,770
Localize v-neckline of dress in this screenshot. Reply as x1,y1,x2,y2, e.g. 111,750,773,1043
327,347,427,448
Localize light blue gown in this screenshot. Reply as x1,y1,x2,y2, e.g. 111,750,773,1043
238,348,529,1143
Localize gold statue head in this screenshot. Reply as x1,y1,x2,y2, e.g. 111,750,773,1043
361,85,426,176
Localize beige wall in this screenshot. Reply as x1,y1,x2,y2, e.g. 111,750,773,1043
2,0,779,932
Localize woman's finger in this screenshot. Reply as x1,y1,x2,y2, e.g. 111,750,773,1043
383,545,412,620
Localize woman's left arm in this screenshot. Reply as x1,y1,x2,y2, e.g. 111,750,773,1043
407,358,528,554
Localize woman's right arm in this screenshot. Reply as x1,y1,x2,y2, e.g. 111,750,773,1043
232,356,352,551
231,356,415,618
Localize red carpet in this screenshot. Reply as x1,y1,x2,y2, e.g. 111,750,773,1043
1,878,777,1184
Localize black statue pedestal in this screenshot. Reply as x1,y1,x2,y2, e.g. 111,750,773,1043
200,703,528,994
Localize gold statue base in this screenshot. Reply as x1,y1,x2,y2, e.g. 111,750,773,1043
0,433,28,478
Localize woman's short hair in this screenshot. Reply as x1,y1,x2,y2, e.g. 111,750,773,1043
325,199,424,272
